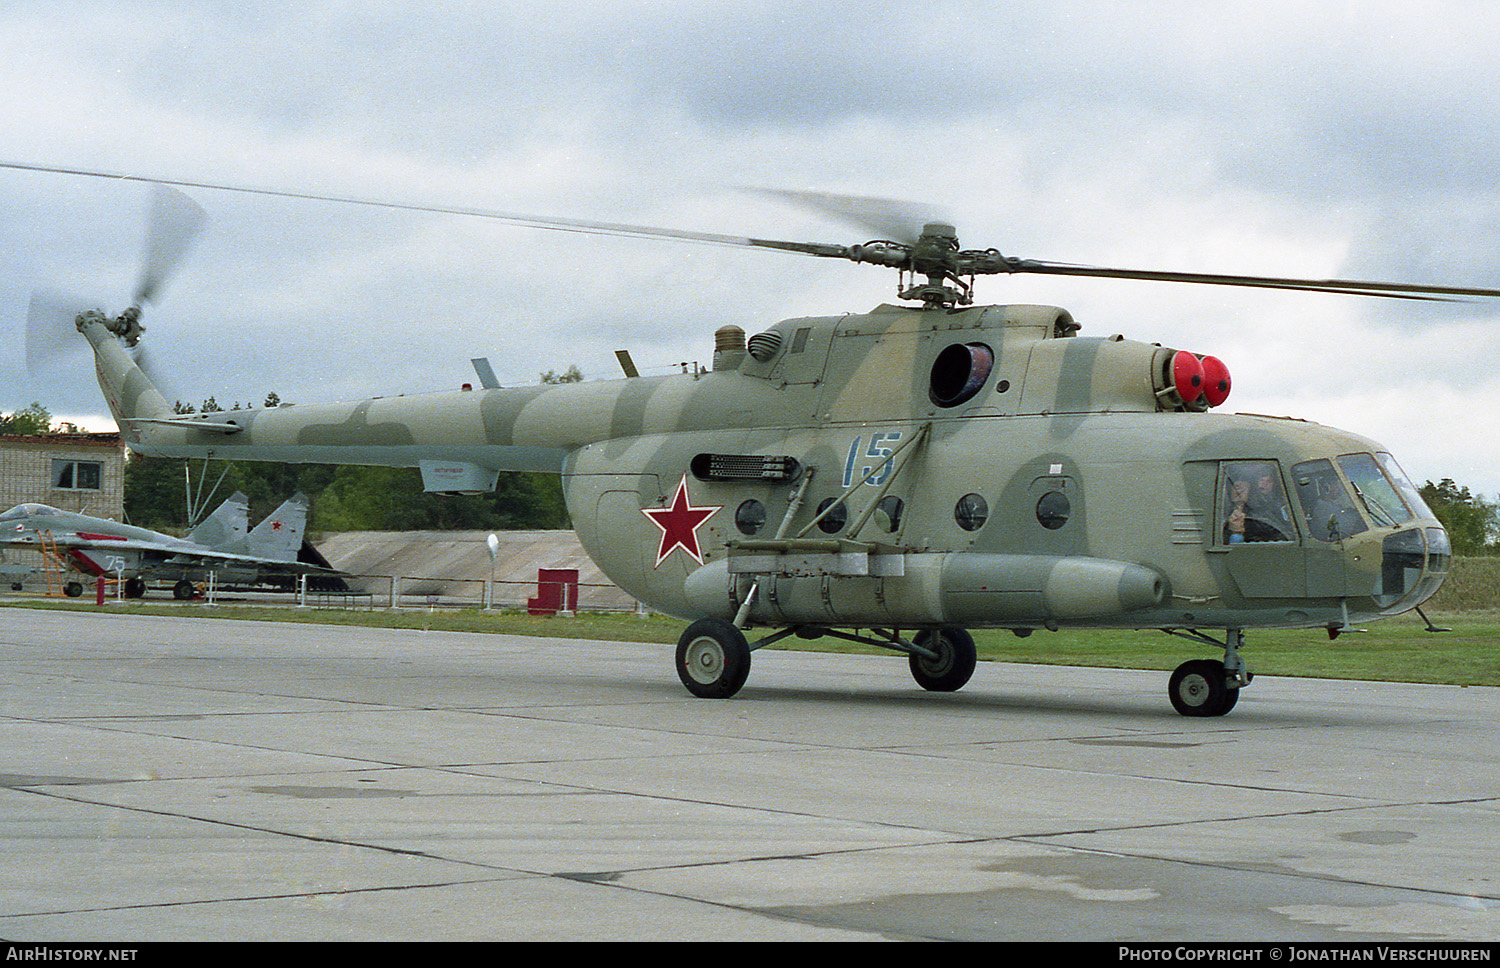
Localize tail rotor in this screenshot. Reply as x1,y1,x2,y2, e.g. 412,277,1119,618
24,185,207,373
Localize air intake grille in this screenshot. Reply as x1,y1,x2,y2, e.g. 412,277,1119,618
691,453,801,482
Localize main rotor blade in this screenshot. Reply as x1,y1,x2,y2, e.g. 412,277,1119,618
136,185,208,306
1,157,879,278
995,259,1500,302
747,188,953,246
8,158,1500,303
26,289,94,373
0,158,850,257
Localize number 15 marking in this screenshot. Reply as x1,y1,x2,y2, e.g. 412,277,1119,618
843,432,902,488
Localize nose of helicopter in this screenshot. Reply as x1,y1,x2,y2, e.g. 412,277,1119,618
1367,521,1451,614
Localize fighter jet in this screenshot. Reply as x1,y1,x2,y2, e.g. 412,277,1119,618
0,492,344,599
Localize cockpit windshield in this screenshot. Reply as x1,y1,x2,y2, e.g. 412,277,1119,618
1376,453,1435,520
1338,454,1414,528
1292,453,1428,542
0,503,62,522
1292,460,1367,542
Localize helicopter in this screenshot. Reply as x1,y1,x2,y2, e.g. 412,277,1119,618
16,163,1500,717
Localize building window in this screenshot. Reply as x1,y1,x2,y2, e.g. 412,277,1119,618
52,460,103,490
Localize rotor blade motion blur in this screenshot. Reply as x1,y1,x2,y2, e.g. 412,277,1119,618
136,185,208,306
25,290,94,373
5,158,1500,306
746,187,954,247
23,184,207,374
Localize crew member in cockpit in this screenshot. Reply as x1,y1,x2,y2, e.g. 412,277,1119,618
1224,464,1292,543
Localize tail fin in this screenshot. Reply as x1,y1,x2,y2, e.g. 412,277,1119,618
189,492,251,548
245,493,309,562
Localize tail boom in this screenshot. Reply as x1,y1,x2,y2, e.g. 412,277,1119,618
80,312,172,442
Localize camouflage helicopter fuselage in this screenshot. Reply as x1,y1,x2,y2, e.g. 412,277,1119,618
84,301,1448,641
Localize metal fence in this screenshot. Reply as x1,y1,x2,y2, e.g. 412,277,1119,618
297,573,641,613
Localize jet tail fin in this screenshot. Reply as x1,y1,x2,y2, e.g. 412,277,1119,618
189,492,251,548
245,493,309,562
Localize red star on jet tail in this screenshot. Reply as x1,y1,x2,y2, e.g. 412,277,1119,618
641,475,721,568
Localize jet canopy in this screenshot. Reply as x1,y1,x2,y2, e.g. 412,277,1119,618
0,504,62,521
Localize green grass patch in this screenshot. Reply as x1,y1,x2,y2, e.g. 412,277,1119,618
5,598,1496,687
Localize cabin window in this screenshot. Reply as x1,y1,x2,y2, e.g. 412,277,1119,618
1035,491,1071,530
51,459,102,491
1292,459,1368,542
735,499,767,535
1219,461,1293,544
875,496,904,532
815,498,847,534
954,493,989,532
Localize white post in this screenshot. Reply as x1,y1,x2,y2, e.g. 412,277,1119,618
485,533,500,610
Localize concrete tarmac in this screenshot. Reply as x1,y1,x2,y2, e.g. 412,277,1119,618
0,606,1496,942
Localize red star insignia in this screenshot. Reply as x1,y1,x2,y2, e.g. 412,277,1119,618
271,520,283,531
641,475,721,568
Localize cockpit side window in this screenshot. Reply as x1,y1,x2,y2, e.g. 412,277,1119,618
1220,461,1294,544
1338,453,1414,528
1292,459,1368,542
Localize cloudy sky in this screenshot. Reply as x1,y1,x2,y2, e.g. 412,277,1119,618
4,0,1500,496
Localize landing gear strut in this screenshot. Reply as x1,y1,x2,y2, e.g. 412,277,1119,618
1167,628,1251,717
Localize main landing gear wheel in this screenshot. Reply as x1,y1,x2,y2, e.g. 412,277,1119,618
63,581,83,598
1169,659,1240,717
676,618,752,698
172,580,195,600
124,577,147,599
909,626,977,692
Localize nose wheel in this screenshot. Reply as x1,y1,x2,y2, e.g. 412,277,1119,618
1169,659,1240,716
1166,628,1251,717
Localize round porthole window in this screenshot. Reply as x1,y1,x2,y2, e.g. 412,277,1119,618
875,495,904,532
954,493,989,532
1036,491,1071,530
736,499,767,535
815,497,847,534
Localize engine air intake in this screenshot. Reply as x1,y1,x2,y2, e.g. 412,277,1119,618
929,342,995,408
